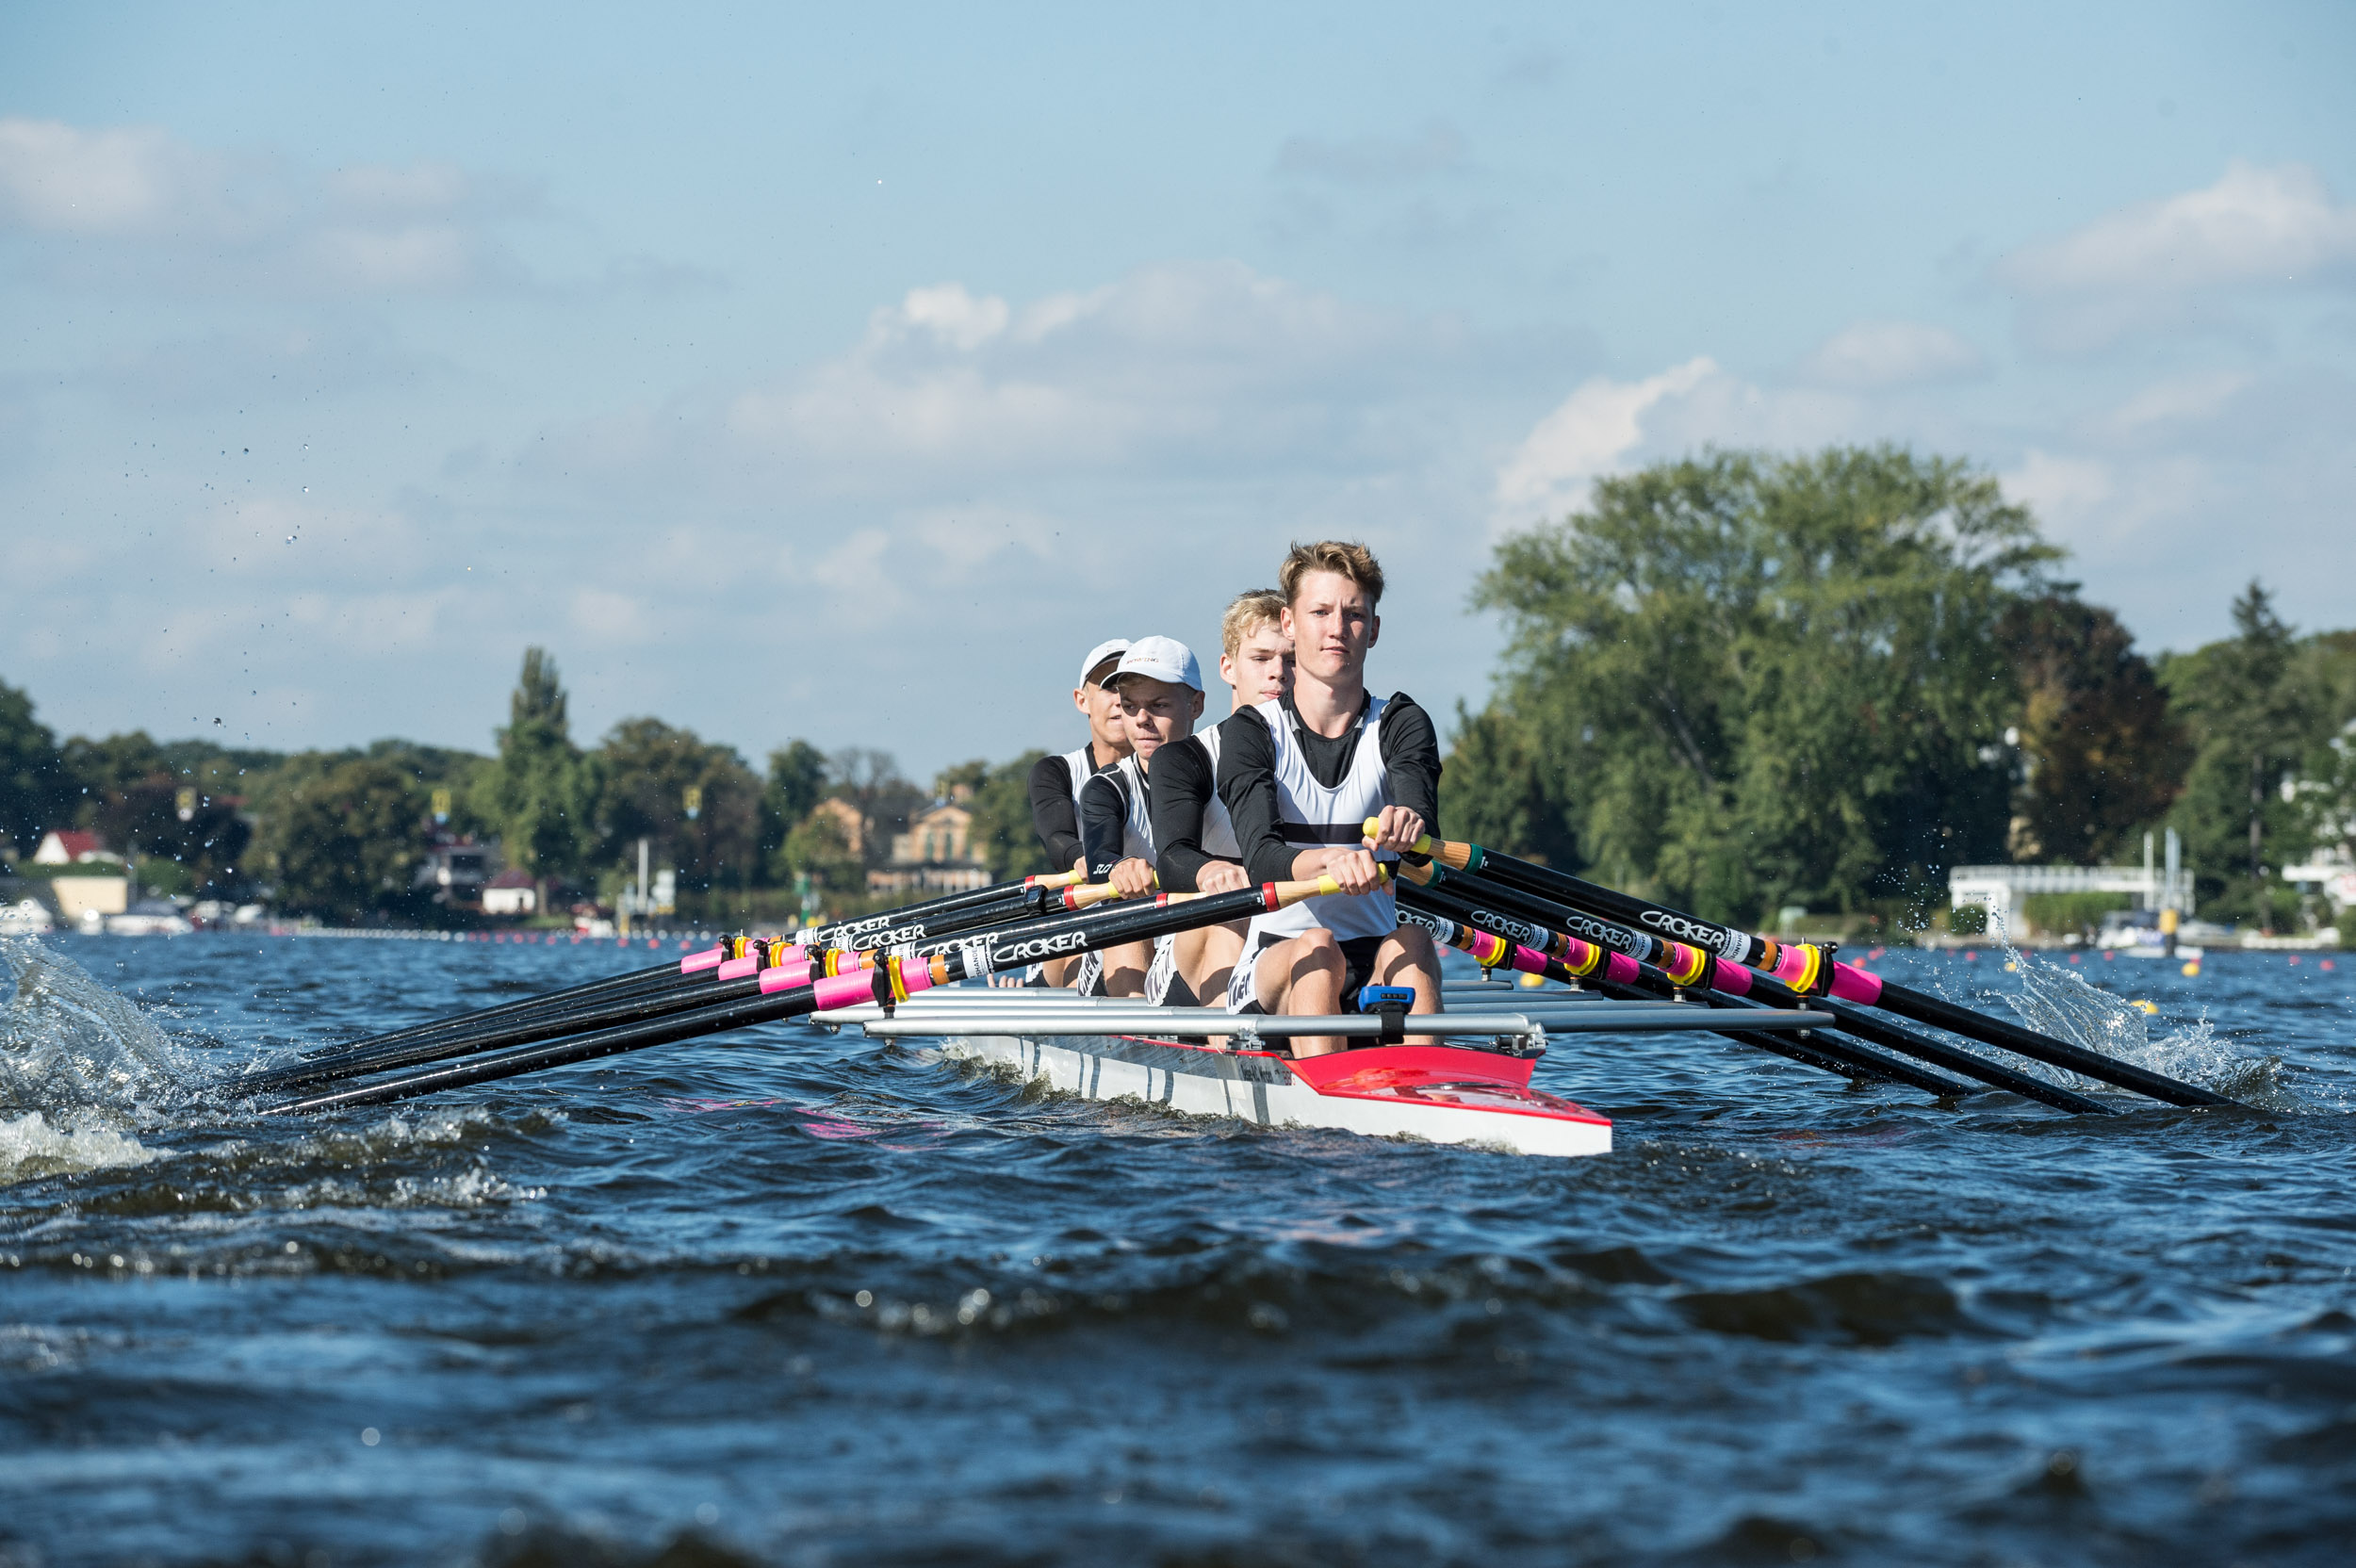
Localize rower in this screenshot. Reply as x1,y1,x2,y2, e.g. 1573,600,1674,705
1147,590,1293,1007
1077,637,1206,999
1025,636,1132,987
1219,541,1443,1054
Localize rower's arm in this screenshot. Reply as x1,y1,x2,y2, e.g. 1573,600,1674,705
1077,771,1130,882
1027,754,1084,873
1218,709,1301,887
1377,693,1442,856
1147,737,1223,893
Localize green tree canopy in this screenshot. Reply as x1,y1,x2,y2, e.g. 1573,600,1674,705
1464,446,2060,924
2160,582,2325,923
260,755,430,922
0,677,69,856
760,739,830,881
2001,593,2187,865
476,647,594,884
957,751,1052,880
593,718,761,891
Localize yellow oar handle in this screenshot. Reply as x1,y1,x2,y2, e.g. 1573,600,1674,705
1361,817,1475,870
1268,865,1392,906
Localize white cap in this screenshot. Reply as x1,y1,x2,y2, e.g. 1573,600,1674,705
1077,638,1130,687
1104,635,1203,693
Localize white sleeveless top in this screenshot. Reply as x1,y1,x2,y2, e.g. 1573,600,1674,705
1061,743,1104,806
1241,694,1396,943
1194,723,1241,861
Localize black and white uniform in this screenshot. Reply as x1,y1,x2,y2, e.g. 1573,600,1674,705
1024,741,1120,989
1078,754,1186,1004
1147,722,1242,894
1219,692,1439,1013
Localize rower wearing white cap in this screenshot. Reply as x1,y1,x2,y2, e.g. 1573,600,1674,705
1025,636,1133,987
1075,636,1215,1002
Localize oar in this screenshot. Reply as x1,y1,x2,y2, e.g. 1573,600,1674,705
1376,822,2233,1111
244,876,1131,1093
291,869,1089,1067
266,873,1362,1114
1407,906,1971,1092
265,874,1104,1086
1399,873,2112,1115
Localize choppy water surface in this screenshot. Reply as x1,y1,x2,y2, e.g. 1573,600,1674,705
3,931,2351,1567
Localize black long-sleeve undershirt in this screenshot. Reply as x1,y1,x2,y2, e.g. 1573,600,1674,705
1028,743,1118,872
1077,767,1136,880
1218,692,1440,887
1149,727,1237,894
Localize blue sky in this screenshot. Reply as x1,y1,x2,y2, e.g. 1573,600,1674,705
3,1,2350,782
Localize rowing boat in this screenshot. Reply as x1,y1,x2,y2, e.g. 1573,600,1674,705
809,981,1836,1158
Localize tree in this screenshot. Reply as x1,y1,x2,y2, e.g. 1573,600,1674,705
58,729,254,894
593,718,761,891
782,806,864,895
476,648,594,889
262,756,430,922
959,752,1053,879
1439,703,1579,867
2000,593,2189,864
2160,582,2320,925
0,678,69,856
760,740,829,881
826,747,926,871
1468,446,2058,923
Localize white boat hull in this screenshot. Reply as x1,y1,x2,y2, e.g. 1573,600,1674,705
941,1030,1612,1158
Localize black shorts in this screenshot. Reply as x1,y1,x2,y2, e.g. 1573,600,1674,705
1229,932,1394,1015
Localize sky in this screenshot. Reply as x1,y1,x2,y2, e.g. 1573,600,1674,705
2,1,2351,784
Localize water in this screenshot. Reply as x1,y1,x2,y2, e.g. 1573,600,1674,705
3,932,2351,1567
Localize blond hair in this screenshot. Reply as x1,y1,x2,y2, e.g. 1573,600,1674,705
1219,588,1287,660
1278,540,1383,608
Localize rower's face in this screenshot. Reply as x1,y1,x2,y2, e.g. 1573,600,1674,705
1283,570,1378,683
1074,660,1134,755
1220,624,1294,710
1115,677,1203,760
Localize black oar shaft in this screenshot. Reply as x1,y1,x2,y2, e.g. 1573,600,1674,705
270,881,1300,1114
1402,876,2109,1115
1424,843,2231,1109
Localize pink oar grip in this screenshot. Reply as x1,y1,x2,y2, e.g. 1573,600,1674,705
759,959,815,992
895,959,943,997
680,948,726,973
1510,943,1549,976
1772,944,1816,988
1710,959,1756,996
716,956,761,981
1827,962,1882,1004
1604,952,1640,986
811,971,880,1010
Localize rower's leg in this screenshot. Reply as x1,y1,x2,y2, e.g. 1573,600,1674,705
1176,920,1249,1011
1042,956,1079,988
1255,930,1347,1055
1101,939,1153,998
1370,927,1443,1045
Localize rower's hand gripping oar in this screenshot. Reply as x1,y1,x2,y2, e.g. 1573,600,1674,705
265,872,1373,1115
1370,821,2235,1111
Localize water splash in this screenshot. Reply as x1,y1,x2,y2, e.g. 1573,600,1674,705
0,1110,157,1184
1973,923,2297,1110
1,938,205,1184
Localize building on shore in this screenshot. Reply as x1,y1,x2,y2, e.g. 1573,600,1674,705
870,798,990,894
482,868,538,917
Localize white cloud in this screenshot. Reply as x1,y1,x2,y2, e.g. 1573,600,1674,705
0,116,526,295
2004,449,2113,531
1492,358,1718,521
1801,320,1985,388
2095,370,2252,440
1996,161,2356,350
0,118,214,235
721,261,1454,482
